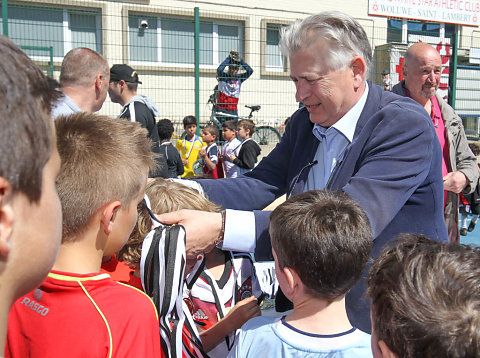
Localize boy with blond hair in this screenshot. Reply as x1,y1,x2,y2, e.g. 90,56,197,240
368,234,480,358
0,35,62,353
6,113,161,358
230,190,372,357
119,179,261,357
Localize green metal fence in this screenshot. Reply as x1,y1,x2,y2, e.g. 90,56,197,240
2,1,480,140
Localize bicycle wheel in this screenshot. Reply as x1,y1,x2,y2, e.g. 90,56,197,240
253,126,282,156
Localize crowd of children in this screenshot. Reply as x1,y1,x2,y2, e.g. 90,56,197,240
174,116,262,180
2,33,480,358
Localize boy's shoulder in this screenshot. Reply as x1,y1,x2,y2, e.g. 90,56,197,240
23,271,156,317
241,315,277,331
32,271,155,317
7,271,160,358
235,317,372,358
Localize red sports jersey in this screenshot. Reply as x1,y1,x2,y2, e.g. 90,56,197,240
101,255,143,290
6,270,161,358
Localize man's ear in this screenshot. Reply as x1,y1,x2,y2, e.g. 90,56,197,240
378,340,399,358
0,178,14,258
95,73,106,94
102,201,121,235
402,63,408,78
118,80,126,92
351,56,366,89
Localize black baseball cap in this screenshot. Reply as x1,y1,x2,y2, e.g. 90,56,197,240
110,64,142,84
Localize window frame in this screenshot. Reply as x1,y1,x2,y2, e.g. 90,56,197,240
260,19,289,78
127,11,246,70
387,18,458,44
3,3,103,62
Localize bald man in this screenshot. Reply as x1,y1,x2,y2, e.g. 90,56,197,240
393,42,478,243
51,48,109,118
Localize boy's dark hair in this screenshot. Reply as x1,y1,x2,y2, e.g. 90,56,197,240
222,120,237,131
157,119,175,141
269,190,372,301
203,124,219,139
0,35,60,202
237,119,255,135
183,115,197,128
468,142,480,157
55,113,155,242
368,234,480,358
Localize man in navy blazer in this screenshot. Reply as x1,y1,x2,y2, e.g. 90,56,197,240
160,12,448,334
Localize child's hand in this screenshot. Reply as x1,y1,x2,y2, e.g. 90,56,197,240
224,296,261,331
229,154,236,161
182,159,188,166
199,148,207,157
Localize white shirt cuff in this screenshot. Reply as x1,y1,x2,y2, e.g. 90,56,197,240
222,209,256,253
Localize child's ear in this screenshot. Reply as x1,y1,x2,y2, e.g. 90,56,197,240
102,200,122,235
0,177,13,257
378,340,399,358
282,266,297,295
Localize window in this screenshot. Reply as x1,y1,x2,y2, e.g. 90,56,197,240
387,18,456,43
386,19,402,43
266,25,286,71
1,5,102,59
128,14,244,67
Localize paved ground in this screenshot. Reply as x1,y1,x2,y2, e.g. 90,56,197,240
460,215,480,246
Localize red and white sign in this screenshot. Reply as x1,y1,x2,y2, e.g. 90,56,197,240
369,0,480,26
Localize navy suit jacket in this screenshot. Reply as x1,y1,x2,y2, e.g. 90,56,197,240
198,82,448,332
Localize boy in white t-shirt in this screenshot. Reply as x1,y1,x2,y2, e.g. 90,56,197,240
229,190,373,358
220,120,241,178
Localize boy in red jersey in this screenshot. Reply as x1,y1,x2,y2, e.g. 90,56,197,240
0,36,62,353
6,113,161,358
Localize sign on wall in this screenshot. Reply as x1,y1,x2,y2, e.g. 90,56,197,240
369,0,480,26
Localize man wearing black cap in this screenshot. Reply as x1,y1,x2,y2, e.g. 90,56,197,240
109,64,167,178
381,69,392,91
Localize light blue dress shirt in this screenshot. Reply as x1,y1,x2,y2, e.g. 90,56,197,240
305,83,370,191
51,93,82,120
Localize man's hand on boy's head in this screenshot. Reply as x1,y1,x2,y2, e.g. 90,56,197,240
156,209,221,259
224,296,260,331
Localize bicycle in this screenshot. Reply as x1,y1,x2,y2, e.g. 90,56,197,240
204,87,282,154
